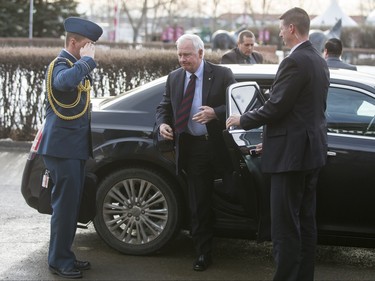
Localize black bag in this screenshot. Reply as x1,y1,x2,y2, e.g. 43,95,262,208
38,169,97,224
153,122,175,152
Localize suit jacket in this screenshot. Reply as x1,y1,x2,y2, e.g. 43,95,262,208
326,57,357,71
155,60,236,170
38,50,96,160
221,47,263,64
240,41,330,173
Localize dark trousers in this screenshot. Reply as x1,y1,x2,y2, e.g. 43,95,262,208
42,155,86,270
270,169,320,281
180,134,215,256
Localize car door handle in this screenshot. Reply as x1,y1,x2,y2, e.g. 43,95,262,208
327,151,336,157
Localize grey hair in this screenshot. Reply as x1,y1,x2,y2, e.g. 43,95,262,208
176,34,205,56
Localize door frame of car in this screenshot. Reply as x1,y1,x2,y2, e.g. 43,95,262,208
224,81,271,241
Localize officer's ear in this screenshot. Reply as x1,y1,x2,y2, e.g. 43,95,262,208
69,37,77,47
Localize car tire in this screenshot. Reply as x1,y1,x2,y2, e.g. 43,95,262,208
93,167,181,255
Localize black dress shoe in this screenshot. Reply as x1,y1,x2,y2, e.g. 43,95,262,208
49,265,82,279
74,260,91,270
193,254,212,271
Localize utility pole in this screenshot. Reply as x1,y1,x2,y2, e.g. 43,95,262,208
114,0,121,42
29,0,34,39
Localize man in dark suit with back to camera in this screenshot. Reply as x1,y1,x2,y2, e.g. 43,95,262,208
227,7,329,281
324,38,357,70
156,34,236,272
37,17,102,279
221,30,263,64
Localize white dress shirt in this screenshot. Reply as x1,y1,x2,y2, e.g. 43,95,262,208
185,60,208,136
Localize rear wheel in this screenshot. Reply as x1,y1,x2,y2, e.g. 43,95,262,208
93,167,181,255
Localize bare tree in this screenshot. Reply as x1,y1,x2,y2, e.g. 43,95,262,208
122,0,148,44
121,0,180,43
241,0,275,27
259,0,273,26
211,0,222,32
244,0,256,22
359,0,375,17
160,0,179,27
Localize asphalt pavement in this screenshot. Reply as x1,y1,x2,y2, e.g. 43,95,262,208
1,139,375,280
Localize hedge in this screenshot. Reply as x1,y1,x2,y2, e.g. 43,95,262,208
0,45,278,141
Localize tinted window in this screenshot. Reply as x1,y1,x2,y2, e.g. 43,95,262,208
103,83,165,111
326,87,375,137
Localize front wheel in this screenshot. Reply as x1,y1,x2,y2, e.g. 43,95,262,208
93,167,181,255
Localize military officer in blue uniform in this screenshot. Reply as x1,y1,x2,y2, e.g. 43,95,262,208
38,17,102,279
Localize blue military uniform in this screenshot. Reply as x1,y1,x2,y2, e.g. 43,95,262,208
37,17,102,275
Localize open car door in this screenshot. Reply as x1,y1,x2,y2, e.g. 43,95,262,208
222,81,271,241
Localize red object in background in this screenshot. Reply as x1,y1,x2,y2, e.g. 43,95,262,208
162,26,184,42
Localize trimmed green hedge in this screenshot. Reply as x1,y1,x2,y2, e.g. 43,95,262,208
0,46,278,141
0,47,175,140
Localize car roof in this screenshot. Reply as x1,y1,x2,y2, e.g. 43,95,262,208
225,64,375,89
97,64,375,110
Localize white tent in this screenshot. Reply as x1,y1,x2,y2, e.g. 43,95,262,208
311,0,358,27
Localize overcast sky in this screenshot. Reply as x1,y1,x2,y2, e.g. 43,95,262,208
212,0,366,16
77,0,370,18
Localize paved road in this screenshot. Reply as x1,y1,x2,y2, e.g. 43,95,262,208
1,142,375,280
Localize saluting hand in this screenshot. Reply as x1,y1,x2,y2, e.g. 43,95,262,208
80,42,95,59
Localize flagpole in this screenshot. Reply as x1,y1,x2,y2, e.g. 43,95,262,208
29,0,34,39
114,0,121,42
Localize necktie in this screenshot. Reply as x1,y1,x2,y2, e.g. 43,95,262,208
175,74,196,133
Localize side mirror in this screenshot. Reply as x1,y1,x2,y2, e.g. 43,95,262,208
226,82,264,131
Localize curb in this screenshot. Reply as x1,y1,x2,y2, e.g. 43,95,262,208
0,139,32,153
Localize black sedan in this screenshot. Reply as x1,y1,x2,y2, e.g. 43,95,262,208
21,64,375,255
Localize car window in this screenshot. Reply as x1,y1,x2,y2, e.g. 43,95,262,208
100,77,166,111
326,87,375,137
